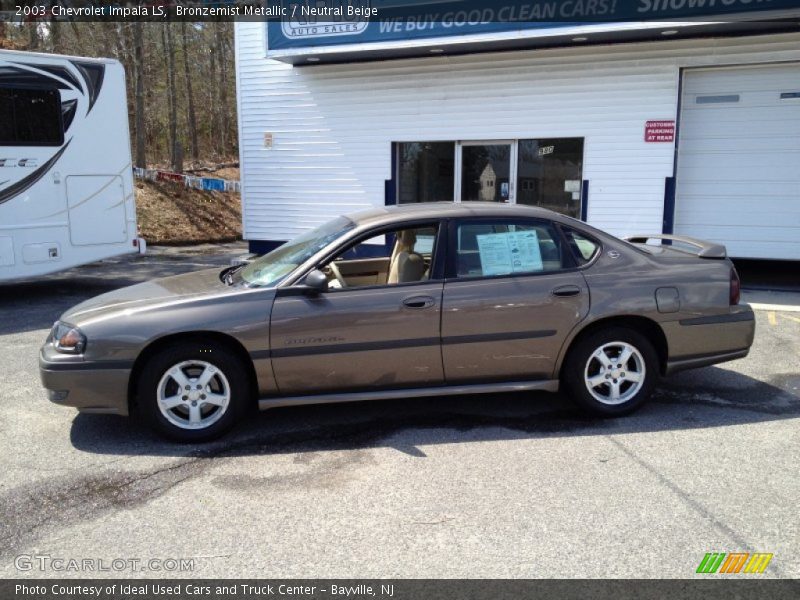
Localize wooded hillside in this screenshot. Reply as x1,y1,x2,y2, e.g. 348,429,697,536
1,21,237,170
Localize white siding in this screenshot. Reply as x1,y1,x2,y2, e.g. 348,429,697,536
234,27,800,243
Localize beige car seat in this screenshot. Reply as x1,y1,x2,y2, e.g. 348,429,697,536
388,230,426,284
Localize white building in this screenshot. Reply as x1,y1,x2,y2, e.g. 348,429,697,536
234,6,800,260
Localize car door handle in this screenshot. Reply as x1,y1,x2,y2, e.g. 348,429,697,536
551,285,582,298
402,295,435,309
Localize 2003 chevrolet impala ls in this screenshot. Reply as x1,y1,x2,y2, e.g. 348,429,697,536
40,203,755,441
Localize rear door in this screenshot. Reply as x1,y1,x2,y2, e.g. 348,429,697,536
441,218,590,383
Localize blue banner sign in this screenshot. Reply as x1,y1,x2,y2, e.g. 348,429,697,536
265,0,800,52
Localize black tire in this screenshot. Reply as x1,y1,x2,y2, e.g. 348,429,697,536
561,326,659,416
138,341,251,442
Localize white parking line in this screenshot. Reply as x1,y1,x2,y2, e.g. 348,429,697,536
749,303,800,313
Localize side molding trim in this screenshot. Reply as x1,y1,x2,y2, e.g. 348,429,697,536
679,312,754,326
665,348,750,375
258,379,559,410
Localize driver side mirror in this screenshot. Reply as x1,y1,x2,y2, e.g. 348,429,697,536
301,269,329,294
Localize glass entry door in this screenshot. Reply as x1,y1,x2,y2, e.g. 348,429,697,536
457,141,515,203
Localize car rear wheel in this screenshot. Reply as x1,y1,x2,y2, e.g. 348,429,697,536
562,327,658,416
139,342,250,442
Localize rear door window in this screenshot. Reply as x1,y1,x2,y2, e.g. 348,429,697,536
452,220,567,278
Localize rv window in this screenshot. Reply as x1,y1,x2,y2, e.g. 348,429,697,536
0,92,14,142
0,87,63,146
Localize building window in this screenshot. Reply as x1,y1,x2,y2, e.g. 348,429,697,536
396,138,585,219
398,142,454,204
0,87,64,146
517,138,584,219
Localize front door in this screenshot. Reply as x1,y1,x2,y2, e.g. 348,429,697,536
442,217,590,383
269,223,445,395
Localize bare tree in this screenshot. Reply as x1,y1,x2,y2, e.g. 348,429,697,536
162,23,181,172
181,22,199,162
27,21,40,50
133,22,146,168
208,26,221,158
215,22,229,156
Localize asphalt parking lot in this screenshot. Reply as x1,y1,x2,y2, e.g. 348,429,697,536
1,245,798,579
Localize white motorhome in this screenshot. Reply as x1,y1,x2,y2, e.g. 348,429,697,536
0,50,143,282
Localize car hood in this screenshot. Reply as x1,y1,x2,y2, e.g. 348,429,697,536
61,268,233,324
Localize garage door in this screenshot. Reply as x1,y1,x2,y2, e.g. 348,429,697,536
675,64,800,260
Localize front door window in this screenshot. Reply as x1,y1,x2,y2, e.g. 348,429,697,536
320,224,439,289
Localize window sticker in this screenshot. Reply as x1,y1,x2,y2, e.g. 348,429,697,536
476,230,543,276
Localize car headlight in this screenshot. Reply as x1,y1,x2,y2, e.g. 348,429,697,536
50,321,87,354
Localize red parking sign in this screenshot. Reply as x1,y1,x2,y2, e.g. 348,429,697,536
645,120,675,142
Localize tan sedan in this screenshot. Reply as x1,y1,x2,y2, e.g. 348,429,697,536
40,203,755,441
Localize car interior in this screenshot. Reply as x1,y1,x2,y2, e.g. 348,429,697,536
320,226,437,288
316,220,592,288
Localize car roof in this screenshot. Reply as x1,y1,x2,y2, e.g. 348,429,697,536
347,202,563,227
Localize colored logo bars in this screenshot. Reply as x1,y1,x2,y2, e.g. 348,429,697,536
696,553,773,574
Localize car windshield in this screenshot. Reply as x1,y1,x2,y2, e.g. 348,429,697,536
234,216,355,287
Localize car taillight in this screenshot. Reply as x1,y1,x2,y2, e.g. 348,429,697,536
730,267,741,305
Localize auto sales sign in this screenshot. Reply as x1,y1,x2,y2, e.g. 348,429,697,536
265,0,800,53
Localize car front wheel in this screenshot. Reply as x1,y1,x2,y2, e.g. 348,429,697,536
562,327,658,416
138,342,250,442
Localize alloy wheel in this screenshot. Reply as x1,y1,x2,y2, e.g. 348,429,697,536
583,341,646,405
156,360,231,430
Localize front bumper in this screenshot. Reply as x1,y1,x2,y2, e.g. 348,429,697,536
39,347,131,416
